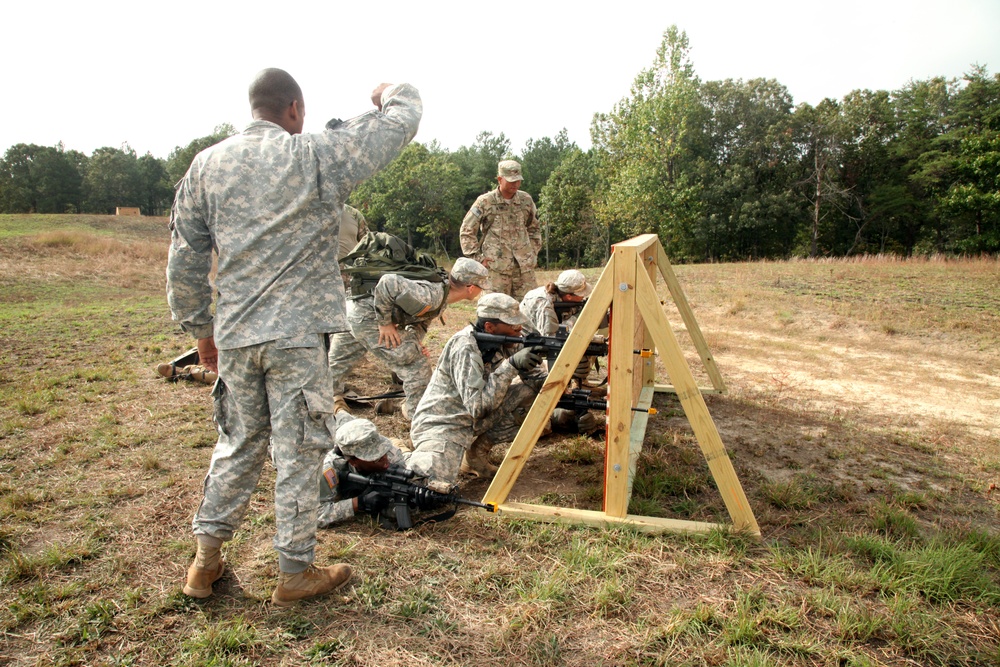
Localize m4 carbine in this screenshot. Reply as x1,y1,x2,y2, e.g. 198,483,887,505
346,466,497,530
472,324,609,368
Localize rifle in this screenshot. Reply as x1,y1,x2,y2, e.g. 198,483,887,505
552,298,586,317
472,324,609,369
557,388,607,415
345,465,498,530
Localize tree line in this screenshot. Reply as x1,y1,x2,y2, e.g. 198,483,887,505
2,26,997,264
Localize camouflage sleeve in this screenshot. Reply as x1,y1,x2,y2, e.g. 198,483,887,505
523,297,559,336
165,171,215,340
452,335,519,420
372,275,444,325
459,195,488,258
318,498,356,528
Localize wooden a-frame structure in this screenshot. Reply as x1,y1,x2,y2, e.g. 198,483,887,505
482,234,760,536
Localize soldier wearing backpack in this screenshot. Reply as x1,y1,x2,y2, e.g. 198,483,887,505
328,256,489,420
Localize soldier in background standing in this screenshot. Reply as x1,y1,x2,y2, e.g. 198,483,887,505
459,160,541,300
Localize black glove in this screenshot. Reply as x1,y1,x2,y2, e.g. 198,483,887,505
357,490,386,516
509,346,543,373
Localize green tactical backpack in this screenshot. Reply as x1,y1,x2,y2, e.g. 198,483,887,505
340,231,448,299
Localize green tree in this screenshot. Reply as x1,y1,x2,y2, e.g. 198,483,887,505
592,26,704,260
165,123,237,184
351,143,465,255
693,78,801,259
519,129,576,194
448,131,512,213
538,148,604,267
0,143,86,213
792,99,853,257
83,145,142,214
137,153,172,216
891,76,957,252
936,67,1000,252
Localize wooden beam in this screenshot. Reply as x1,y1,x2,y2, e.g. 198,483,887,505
490,502,727,535
655,244,727,393
633,267,760,536
654,384,723,395
482,263,617,506
627,386,655,498
604,244,639,518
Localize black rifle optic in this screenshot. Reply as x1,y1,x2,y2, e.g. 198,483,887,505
345,465,497,530
472,324,609,368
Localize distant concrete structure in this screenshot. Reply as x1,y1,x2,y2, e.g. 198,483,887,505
116,207,141,216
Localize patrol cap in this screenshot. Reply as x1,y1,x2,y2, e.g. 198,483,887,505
497,159,523,182
477,292,528,326
336,418,393,461
450,257,490,289
554,269,592,297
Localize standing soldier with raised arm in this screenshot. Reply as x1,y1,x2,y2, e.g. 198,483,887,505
167,68,421,607
459,160,542,300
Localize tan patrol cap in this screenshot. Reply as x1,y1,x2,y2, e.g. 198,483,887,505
450,257,490,288
477,292,528,326
554,269,592,297
337,418,393,461
497,160,523,182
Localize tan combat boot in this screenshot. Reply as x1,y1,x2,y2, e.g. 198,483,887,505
183,542,225,598
271,564,353,607
187,365,219,385
333,395,350,415
461,437,498,478
156,363,177,379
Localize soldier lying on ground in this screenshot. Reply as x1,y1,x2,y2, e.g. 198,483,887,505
318,413,412,528
154,348,218,385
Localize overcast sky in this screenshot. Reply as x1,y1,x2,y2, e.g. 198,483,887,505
4,0,998,160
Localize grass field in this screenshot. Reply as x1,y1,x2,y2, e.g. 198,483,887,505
1,214,998,666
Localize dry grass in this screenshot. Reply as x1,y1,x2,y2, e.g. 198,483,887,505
1,215,998,666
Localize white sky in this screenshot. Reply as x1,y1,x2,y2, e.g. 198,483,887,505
3,0,999,160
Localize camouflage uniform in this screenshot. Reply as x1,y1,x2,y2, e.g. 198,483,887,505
317,413,405,527
519,285,560,336
406,324,523,485
167,83,421,571
338,204,369,260
459,189,541,300
328,274,445,418
338,204,369,289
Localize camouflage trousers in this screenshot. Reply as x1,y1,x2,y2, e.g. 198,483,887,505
487,266,537,301
193,334,337,569
405,383,570,486
328,298,431,419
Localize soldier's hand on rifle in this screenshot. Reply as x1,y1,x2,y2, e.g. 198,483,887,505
378,323,402,349
509,346,543,373
356,490,385,517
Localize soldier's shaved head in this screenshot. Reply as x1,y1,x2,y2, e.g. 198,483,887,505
249,68,303,118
